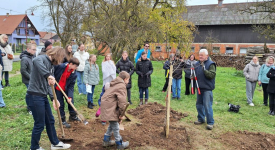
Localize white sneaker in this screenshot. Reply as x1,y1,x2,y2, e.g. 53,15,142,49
51,142,71,150
249,103,254,106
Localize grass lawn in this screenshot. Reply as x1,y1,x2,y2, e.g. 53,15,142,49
0,56,274,149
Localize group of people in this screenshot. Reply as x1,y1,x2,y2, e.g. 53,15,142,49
15,40,156,150
243,55,275,115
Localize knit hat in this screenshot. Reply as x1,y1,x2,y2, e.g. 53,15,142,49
119,71,130,80
44,41,52,49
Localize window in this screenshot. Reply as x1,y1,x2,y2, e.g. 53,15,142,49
212,47,220,53
191,47,195,52
226,47,234,54
240,48,247,54
155,46,161,52
166,46,171,52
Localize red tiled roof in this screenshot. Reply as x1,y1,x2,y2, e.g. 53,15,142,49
39,31,47,38
0,14,26,34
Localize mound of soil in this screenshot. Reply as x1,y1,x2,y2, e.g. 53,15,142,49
220,131,275,150
58,102,191,150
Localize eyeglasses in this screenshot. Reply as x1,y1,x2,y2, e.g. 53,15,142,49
32,49,37,51
145,46,150,47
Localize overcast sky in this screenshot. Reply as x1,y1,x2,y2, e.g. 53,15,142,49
0,0,258,32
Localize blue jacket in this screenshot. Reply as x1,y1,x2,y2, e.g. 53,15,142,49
135,49,151,63
258,64,274,84
0,49,4,70
54,63,77,98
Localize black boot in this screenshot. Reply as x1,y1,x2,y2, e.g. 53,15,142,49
5,80,10,87
69,112,81,122
91,103,97,106
61,116,71,128
88,102,93,109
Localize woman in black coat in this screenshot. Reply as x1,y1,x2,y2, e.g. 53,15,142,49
116,51,135,104
136,52,153,106
267,67,275,115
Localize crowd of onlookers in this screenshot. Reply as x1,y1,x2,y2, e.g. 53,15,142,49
1,33,274,150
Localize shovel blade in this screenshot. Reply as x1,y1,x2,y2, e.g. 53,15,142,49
119,124,124,130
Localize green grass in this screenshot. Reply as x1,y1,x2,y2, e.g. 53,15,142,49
10,61,21,75
0,56,274,149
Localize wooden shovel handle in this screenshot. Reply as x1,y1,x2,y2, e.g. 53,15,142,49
55,82,78,112
50,84,65,137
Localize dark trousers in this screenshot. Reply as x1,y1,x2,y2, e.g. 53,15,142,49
262,83,269,105
24,83,30,111
2,71,8,81
139,87,149,99
55,90,75,118
269,93,275,111
185,77,195,95
127,88,131,102
162,77,172,92
28,94,59,150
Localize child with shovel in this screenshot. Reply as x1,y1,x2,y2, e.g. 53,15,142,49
27,47,71,150
101,71,130,149
54,57,81,128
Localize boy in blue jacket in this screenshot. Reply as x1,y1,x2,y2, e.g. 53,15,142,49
54,57,81,128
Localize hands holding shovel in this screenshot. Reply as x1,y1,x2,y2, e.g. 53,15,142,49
48,76,60,110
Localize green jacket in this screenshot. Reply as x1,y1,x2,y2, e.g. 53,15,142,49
83,63,100,85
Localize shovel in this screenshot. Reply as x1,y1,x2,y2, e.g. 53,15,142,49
55,82,88,125
50,84,73,141
119,103,130,130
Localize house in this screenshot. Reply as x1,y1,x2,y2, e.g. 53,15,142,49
151,1,275,59
0,13,40,45
39,31,56,44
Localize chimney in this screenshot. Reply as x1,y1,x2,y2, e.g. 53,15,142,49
218,0,223,7
6,13,9,17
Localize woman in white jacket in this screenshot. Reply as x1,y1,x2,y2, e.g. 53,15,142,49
102,54,116,86
73,43,89,95
0,34,13,87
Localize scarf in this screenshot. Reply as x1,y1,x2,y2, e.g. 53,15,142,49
0,41,8,48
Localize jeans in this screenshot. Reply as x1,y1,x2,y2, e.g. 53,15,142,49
139,87,148,99
269,93,275,111
262,83,269,105
87,85,95,103
196,90,214,125
105,121,122,142
162,77,172,92
172,78,182,98
55,90,75,117
24,83,30,111
28,94,59,150
246,80,256,104
76,71,87,94
0,81,5,107
2,71,8,81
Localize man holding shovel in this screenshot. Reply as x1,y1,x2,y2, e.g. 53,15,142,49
54,57,81,128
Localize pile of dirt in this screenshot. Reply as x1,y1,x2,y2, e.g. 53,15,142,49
58,102,191,150
220,131,275,150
